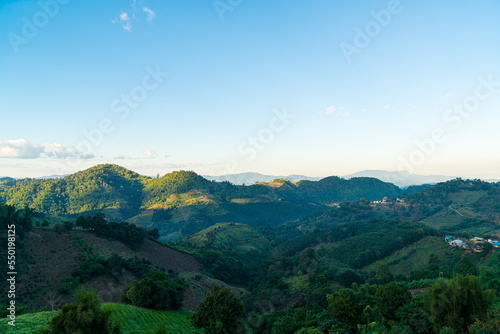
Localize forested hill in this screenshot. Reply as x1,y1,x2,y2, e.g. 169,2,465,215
0,164,147,218
1,164,407,221
296,176,401,204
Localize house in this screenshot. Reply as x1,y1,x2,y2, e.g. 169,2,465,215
463,244,483,253
488,239,500,243
471,237,485,243
492,242,500,249
449,239,466,247
470,244,483,253
445,235,455,242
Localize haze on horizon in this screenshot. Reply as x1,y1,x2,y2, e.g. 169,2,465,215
1,0,500,179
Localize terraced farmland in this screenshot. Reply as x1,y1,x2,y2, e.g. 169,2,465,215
0,304,201,334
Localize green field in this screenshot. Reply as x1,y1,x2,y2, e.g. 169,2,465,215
0,304,201,334
0,311,56,334
185,222,271,255
362,236,448,277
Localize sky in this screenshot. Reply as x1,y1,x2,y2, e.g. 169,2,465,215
1,0,500,179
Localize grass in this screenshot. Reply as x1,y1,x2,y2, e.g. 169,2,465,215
0,304,201,334
362,236,447,277
284,274,309,292
0,311,56,334
104,303,201,334
186,222,270,255
127,211,154,225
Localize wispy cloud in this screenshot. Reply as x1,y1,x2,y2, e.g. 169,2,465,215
0,139,95,159
122,22,132,32
143,149,157,159
324,105,348,117
113,1,155,31
383,104,390,109
143,7,155,21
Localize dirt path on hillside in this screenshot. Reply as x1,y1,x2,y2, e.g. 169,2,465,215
448,205,474,218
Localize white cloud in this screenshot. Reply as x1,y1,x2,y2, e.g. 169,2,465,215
0,139,95,159
384,104,390,109
113,2,155,31
143,7,155,21
122,22,132,32
0,139,44,158
143,149,157,159
119,12,129,21
325,105,348,117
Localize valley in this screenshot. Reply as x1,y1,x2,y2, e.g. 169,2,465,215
1,165,500,333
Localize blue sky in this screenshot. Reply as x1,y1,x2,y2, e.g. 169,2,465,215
1,0,500,178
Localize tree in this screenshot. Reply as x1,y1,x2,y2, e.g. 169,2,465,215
121,271,185,310
148,228,160,240
468,304,500,333
428,254,440,272
480,242,493,257
54,222,63,233
294,328,323,334
107,253,123,275
338,270,362,287
375,264,393,284
44,289,113,334
190,286,245,334
76,216,89,230
454,256,477,276
271,315,299,334
426,275,494,333
375,282,411,322
42,220,49,228
44,291,62,311
0,203,34,239
397,296,432,334
327,288,362,329
63,221,74,231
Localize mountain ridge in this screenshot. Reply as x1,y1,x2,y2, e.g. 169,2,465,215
203,169,456,187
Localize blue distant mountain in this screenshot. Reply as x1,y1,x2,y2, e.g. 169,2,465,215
202,172,321,185
203,170,457,188
342,170,456,188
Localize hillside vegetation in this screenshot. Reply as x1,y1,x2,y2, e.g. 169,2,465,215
1,164,419,240
0,303,199,334
0,164,147,219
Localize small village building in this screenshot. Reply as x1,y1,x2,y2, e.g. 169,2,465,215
471,237,485,243
449,239,465,247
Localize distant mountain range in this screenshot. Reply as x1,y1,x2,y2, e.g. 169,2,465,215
202,172,322,185
0,175,67,180
342,170,456,188
203,170,456,188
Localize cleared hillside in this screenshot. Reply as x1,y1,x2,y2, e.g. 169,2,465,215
0,303,200,334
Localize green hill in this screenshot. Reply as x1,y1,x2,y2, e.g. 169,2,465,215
0,303,200,334
0,164,148,220
0,164,440,242
183,222,272,260
296,176,402,204
402,178,500,234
